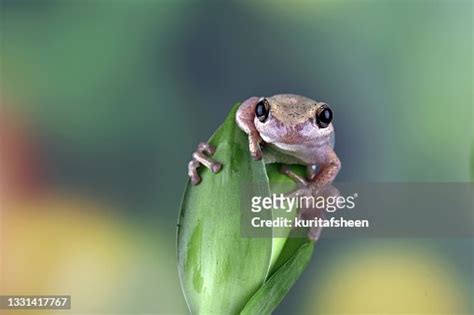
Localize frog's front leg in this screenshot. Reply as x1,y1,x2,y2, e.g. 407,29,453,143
280,170,340,240
281,149,341,195
310,149,341,192
236,96,264,160
188,142,222,185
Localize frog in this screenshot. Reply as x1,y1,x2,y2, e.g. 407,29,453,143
187,94,341,197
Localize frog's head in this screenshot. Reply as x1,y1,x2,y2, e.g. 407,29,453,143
253,94,334,145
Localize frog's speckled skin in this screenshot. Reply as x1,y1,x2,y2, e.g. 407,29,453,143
264,94,321,126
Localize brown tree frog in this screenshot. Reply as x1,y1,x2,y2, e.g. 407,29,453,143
187,94,341,196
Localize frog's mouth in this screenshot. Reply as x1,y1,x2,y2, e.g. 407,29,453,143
262,131,332,148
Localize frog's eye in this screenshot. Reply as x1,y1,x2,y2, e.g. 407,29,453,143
255,98,270,122
316,104,332,128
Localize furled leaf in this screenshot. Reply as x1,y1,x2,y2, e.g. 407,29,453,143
178,103,316,314
240,240,315,315
177,103,273,314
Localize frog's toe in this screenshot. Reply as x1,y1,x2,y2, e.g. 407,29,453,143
188,160,202,185
249,142,263,160
211,162,222,173
192,151,222,174
251,149,262,160
280,165,308,187
197,142,216,155
308,226,322,241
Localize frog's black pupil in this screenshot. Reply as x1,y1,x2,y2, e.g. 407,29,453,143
316,105,332,128
256,99,269,122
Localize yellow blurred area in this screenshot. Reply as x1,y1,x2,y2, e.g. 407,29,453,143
0,196,187,314
307,242,471,314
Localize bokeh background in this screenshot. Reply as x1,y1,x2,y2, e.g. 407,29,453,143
0,0,472,314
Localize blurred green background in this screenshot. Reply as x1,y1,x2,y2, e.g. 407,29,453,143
0,0,472,314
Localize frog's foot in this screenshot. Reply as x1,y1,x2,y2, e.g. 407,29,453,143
292,182,339,241
297,198,327,241
188,142,222,185
248,132,263,160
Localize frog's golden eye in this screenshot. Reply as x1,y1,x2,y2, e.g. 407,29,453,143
316,104,333,128
255,98,270,122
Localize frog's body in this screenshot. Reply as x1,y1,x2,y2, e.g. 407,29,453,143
188,94,340,196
